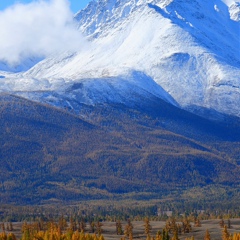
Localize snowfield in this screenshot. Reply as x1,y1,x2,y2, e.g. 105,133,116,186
0,0,239,118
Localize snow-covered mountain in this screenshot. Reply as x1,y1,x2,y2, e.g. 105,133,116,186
0,0,240,118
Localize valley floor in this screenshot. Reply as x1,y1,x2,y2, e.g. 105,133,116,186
101,219,240,240
6,219,240,240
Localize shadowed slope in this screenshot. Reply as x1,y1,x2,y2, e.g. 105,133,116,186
0,93,239,204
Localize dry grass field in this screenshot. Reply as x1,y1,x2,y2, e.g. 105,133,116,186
102,219,240,240
7,219,240,240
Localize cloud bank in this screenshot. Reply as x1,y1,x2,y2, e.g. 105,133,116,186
0,0,84,66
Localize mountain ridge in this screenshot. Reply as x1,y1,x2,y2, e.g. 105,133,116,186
0,0,239,119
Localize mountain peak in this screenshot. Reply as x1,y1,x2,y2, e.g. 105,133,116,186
74,0,141,35
0,0,239,119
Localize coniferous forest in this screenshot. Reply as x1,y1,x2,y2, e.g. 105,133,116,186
1,83,240,240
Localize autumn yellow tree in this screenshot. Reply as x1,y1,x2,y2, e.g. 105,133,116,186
204,229,211,240
124,219,133,240
116,220,123,235
232,233,240,240
144,218,152,236
222,225,231,240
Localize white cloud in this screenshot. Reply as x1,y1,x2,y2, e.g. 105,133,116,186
0,0,84,65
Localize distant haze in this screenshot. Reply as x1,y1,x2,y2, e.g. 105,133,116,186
0,0,85,65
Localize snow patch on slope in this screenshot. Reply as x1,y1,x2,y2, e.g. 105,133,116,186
2,71,177,110
229,2,240,21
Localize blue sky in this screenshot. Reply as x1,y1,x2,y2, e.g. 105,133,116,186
0,0,91,13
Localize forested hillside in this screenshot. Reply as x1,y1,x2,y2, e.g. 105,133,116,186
0,93,239,206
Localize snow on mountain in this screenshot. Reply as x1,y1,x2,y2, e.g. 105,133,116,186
7,71,178,114
0,0,239,118
229,1,240,21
